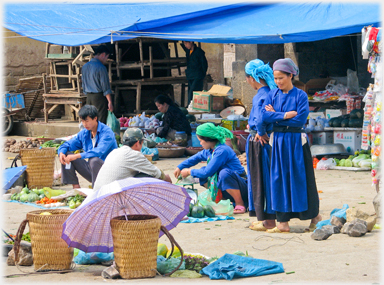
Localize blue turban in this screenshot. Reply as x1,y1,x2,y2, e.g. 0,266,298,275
245,59,277,90
273,58,299,76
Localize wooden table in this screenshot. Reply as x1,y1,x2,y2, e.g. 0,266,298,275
42,93,86,122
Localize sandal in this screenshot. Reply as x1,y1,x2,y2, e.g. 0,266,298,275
233,205,246,214
304,223,317,232
266,227,290,233
249,222,267,231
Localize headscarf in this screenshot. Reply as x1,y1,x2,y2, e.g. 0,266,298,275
245,59,277,89
273,58,299,76
196,123,233,144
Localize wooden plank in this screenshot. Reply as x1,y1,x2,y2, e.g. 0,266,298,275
47,104,59,115
149,46,153,79
44,98,83,104
43,93,86,98
49,74,79,79
136,82,141,113
139,39,144,77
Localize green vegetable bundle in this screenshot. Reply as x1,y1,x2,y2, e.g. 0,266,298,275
183,254,210,273
66,194,85,209
41,140,64,152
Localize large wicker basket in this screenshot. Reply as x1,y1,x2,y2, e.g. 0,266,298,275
13,209,74,271
110,215,183,279
20,148,56,188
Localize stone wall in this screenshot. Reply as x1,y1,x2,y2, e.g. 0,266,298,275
3,28,50,92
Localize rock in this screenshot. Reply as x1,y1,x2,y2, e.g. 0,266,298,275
341,222,354,234
7,241,33,266
330,216,346,229
366,216,377,232
311,229,332,241
322,225,340,234
373,191,381,219
348,223,367,237
346,208,370,223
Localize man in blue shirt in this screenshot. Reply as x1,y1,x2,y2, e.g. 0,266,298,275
58,105,117,188
82,45,113,124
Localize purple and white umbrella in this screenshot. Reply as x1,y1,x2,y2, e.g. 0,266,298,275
62,177,191,253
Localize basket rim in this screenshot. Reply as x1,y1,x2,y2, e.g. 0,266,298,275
27,209,74,217
111,214,160,221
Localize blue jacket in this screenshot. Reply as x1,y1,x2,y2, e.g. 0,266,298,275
177,144,245,180
58,122,117,161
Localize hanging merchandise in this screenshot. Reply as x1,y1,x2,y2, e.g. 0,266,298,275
362,26,381,187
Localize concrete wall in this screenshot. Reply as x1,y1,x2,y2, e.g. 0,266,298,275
3,28,50,91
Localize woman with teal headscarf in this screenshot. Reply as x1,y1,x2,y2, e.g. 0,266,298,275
245,59,277,231
174,123,248,214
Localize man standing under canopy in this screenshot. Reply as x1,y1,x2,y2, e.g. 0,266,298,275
181,41,208,105
82,45,113,124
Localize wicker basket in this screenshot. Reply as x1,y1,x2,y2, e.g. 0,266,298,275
110,215,183,279
20,148,56,188
157,146,186,158
13,209,74,271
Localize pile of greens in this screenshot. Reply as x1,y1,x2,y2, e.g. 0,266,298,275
41,140,64,151
66,194,85,209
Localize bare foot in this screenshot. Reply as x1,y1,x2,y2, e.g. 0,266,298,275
264,220,277,229
311,214,322,225
277,222,290,232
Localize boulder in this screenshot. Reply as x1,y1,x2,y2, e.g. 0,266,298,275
7,241,33,266
348,222,367,237
311,229,332,241
346,208,370,222
341,222,354,234
373,191,381,219
322,225,341,234
330,216,346,229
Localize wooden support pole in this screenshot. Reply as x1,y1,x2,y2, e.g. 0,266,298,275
115,42,121,79
136,83,141,113
114,86,119,110
149,46,153,79
181,83,186,107
139,39,144,77
174,42,182,76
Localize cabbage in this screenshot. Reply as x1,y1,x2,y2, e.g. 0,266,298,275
352,154,370,167
339,159,346,167
27,192,39,203
359,159,372,168
344,159,353,167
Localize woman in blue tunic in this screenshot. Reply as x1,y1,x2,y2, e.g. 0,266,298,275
244,59,277,230
174,123,248,214
262,58,322,233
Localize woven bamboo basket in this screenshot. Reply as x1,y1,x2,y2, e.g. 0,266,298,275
13,209,74,271
20,147,56,188
110,215,184,279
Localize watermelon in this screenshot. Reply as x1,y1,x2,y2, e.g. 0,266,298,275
191,205,204,218
179,107,189,115
348,118,363,128
155,112,163,121
202,205,215,217
341,119,349,127
332,117,343,127
350,109,364,119
328,118,336,127
186,114,196,123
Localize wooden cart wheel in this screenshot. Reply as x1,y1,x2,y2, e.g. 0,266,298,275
2,108,14,136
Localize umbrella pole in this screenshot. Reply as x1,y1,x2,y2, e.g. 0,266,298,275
118,193,129,221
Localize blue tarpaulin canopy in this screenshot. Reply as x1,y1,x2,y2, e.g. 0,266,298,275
3,2,381,46
3,166,27,192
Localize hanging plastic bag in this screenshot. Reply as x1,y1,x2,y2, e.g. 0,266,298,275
198,189,234,216
347,69,359,94
106,111,120,135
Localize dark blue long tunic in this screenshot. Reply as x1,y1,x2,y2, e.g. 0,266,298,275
262,87,309,213
246,86,274,213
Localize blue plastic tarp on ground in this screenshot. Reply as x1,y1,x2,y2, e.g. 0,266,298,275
2,166,26,191
3,2,381,46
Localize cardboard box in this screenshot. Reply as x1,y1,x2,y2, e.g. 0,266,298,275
333,130,362,154
221,119,247,131
311,131,333,145
293,78,332,95
308,112,325,119
192,84,231,112
325,109,347,119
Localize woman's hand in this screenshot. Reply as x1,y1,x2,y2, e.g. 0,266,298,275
256,133,269,146
285,111,298,119
173,167,181,178
180,168,191,178
265,104,276,112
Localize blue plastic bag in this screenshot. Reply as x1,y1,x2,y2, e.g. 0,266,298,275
141,146,159,161
157,256,185,274
316,204,349,229
106,111,120,135
73,249,114,265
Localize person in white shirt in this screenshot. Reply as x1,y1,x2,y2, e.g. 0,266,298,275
93,128,171,191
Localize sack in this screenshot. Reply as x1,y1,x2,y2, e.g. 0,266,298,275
198,189,234,216
106,111,120,135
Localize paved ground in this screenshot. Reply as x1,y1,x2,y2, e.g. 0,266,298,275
1,135,382,284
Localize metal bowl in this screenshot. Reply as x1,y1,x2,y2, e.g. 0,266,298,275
157,146,186,158
310,143,350,156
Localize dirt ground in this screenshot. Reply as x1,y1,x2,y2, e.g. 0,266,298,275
1,135,382,284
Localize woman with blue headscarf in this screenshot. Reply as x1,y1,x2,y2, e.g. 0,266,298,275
244,59,277,231
261,58,322,233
